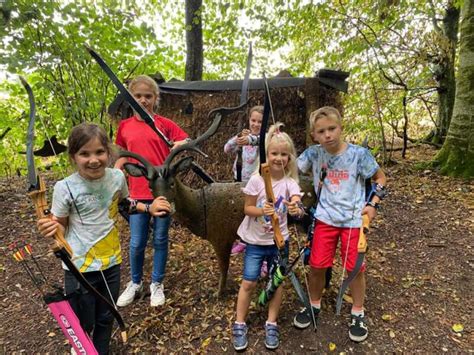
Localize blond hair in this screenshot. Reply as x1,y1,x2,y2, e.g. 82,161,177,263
309,106,342,131
128,75,160,96
265,122,299,182
249,105,264,116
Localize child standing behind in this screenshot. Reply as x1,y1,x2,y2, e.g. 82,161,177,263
37,123,170,354
232,123,305,351
224,105,263,255
114,75,189,308
293,106,387,342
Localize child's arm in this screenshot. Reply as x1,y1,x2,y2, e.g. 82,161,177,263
362,168,387,220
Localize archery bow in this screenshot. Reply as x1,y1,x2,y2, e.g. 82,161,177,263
20,76,128,343
335,214,369,315
235,42,253,182
85,45,215,184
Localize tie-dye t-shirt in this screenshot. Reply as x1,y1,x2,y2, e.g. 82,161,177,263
51,168,128,272
297,143,379,228
237,174,302,245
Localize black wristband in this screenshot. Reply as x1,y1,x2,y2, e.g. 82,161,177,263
366,201,379,209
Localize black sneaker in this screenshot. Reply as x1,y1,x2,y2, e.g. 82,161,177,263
349,314,368,342
293,306,320,329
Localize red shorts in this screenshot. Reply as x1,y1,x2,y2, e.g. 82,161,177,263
309,220,366,272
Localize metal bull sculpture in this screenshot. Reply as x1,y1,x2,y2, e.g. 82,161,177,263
120,106,316,295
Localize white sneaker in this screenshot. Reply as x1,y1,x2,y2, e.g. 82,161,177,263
117,281,143,307
150,282,165,307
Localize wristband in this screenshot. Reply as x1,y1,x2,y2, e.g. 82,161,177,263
144,204,150,214
129,199,138,214
366,201,379,210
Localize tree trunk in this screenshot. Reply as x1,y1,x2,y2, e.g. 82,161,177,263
185,0,203,81
432,4,460,144
435,0,474,178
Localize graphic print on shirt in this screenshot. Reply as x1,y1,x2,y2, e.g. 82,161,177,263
79,191,122,272
255,195,287,234
326,168,350,192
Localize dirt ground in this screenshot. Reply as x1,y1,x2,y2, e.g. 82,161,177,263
0,146,472,354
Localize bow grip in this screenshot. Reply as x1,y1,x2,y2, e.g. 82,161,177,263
358,214,370,253
260,163,285,249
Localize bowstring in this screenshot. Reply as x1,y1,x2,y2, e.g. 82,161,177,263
36,115,118,310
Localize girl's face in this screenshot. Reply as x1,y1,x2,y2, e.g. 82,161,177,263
312,115,343,154
131,82,158,115
72,137,109,180
248,111,263,135
267,141,290,177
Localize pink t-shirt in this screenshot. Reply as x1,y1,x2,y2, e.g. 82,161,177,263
237,174,302,246
115,114,188,199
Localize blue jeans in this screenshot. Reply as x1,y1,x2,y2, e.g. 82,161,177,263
129,212,171,284
243,242,289,281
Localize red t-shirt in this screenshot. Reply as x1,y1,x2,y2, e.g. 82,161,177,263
115,114,188,199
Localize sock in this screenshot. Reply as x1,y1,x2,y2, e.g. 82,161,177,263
351,307,364,317
235,321,246,326
266,321,277,326
310,300,321,309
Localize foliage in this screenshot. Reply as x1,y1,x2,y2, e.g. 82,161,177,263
0,0,470,176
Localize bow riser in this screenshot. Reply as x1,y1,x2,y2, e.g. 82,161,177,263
28,176,73,257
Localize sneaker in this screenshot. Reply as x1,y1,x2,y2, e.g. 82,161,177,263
150,282,165,307
117,281,143,307
349,314,368,342
293,306,320,329
231,241,246,255
232,323,248,351
264,323,280,350
260,261,268,278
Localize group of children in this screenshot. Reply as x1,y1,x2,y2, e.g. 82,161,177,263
35,74,386,353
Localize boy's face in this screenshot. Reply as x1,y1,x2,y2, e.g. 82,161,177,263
312,115,343,152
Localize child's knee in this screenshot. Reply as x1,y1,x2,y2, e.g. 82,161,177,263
240,280,257,293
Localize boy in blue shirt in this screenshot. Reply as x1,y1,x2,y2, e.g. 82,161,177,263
293,106,387,342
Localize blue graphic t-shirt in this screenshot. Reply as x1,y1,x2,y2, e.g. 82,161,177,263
297,143,379,228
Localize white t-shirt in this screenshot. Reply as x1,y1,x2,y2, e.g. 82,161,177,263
237,174,302,246
51,168,128,272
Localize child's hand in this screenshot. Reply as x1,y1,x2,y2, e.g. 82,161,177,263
262,202,275,216
236,129,251,146
362,206,377,221
284,200,303,217
37,217,61,238
149,196,171,217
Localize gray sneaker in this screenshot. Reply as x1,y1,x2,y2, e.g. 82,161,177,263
264,323,280,350
232,323,248,351
117,281,143,307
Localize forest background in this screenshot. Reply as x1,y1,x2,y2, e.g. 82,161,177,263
0,0,472,353
0,0,472,178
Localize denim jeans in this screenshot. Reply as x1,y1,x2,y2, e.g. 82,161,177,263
242,242,289,281
129,211,171,284
64,264,121,355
